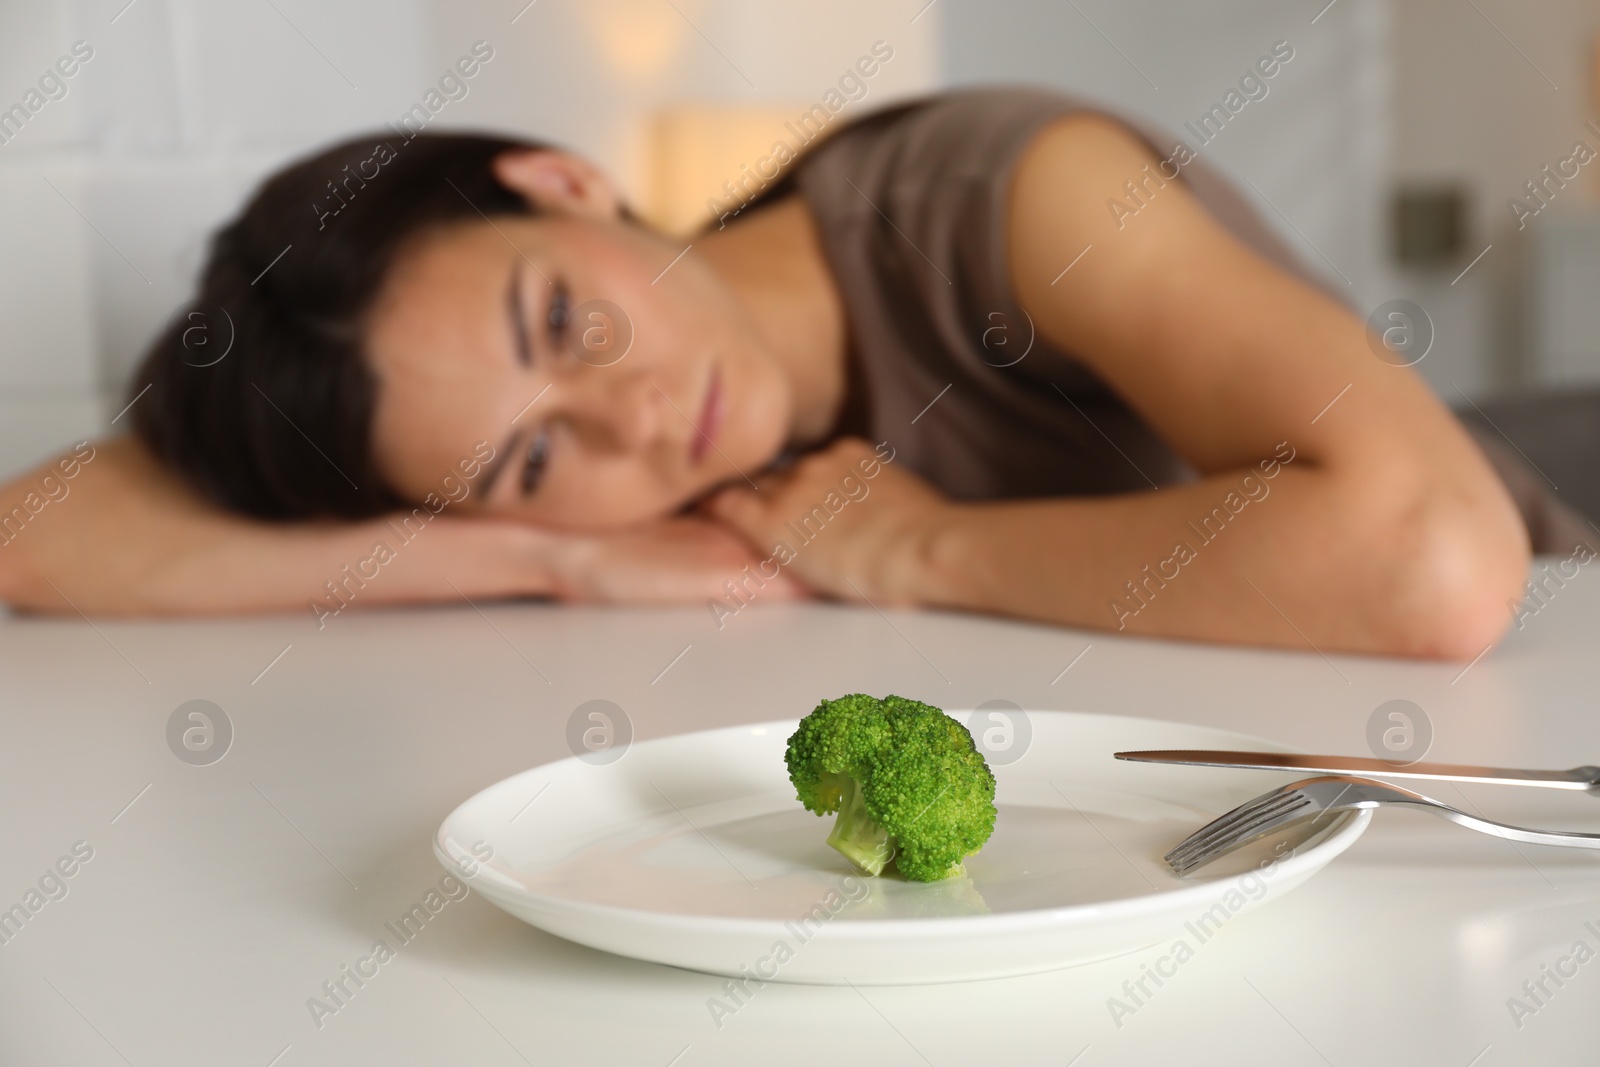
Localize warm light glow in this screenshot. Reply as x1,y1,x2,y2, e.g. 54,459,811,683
645,104,810,234
580,0,693,81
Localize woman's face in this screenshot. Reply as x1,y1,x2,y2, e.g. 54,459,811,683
363,211,795,531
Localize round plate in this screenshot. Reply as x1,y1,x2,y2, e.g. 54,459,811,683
435,711,1369,985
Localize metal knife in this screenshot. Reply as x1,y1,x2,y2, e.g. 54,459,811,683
1114,749,1600,794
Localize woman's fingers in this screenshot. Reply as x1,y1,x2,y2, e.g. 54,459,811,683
698,437,946,605
545,516,811,604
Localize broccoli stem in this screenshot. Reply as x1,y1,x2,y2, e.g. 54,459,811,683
825,775,894,876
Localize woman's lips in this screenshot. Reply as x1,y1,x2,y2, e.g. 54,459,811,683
691,365,722,464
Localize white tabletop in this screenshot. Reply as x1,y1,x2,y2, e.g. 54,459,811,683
3,561,1598,1066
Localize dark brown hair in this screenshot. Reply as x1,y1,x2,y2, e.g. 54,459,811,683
128,129,552,520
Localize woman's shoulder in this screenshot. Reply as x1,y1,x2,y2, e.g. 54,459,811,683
786,85,1109,329
798,84,1101,182
787,84,1180,265
721,84,1095,228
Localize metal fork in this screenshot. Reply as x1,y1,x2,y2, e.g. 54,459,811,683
1166,774,1600,876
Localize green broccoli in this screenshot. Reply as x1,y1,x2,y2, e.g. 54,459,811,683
784,693,998,882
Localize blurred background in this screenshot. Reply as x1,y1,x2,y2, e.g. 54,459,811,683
2,0,1597,511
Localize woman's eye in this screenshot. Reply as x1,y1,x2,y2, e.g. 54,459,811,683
546,281,570,350
521,431,549,495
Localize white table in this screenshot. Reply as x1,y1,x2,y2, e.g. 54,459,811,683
3,564,1599,1066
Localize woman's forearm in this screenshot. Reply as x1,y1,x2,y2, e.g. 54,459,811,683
125,514,558,620
910,459,1529,659
0,438,556,618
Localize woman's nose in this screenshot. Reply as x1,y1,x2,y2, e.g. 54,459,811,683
558,371,660,453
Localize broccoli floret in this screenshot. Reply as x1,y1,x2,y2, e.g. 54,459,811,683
785,694,997,882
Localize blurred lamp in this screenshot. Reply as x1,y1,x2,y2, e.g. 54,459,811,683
581,0,688,81
645,104,807,235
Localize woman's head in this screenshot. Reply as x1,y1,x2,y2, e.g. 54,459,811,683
130,129,797,530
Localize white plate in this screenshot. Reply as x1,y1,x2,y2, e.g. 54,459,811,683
434,711,1369,985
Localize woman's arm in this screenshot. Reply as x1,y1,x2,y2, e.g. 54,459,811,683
705,116,1528,660
0,437,801,617
987,113,1528,658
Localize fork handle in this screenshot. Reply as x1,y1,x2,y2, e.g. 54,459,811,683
1396,796,1600,848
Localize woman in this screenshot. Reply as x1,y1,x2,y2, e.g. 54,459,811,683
0,85,1564,658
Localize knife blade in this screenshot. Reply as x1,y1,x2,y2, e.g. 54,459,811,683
1113,749,1600,793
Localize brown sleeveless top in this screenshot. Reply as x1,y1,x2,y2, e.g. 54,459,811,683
721,86,1591,554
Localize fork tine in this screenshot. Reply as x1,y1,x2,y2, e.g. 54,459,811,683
1166,794,1310,867
1171,793,1305,857
1166,816,1305,877
1175,793,1311,856
1168,794,1314,874
1162,790,1296,859
1165,792,1306,864
1170,797,1312,873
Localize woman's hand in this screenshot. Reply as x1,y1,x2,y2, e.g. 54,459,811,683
699,437,948,606
542,515,812,604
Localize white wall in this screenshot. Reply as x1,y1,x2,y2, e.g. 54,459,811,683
0,4,105,482
0,0,434,479
1391,0,1600,393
